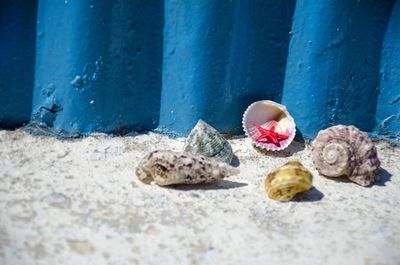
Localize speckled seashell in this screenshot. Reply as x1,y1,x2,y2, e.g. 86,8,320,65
265,160,313,201
184,119,233,164
311,125,380,186
136,150,239,186
242,100,296,151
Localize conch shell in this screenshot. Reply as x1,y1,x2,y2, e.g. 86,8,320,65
136,150,239,186
184,119,233,164
242,100,296,151
265,160,313,201
311,125,380,186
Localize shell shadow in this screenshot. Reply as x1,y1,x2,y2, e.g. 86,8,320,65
253,140,306,158
322,168,391,187
225,134,246,140
169,180,248,191
293,187,324,202
375,168,392,186
230,154,240,167
323,175,352,184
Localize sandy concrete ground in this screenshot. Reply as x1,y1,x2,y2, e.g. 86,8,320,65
0,129,399,265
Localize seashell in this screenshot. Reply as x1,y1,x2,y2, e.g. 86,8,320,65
265,160,313,201
136,150,239,186
242,100,296,151
184,119,233,164
311,125,380,186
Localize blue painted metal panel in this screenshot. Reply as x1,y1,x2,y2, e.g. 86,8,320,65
375,0,400,140
0,0,399,140
0,1,37,127
159,0,294,135
32,0,163,134
281,0,395,139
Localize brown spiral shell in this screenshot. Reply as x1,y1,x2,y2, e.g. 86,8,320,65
311,125,380,186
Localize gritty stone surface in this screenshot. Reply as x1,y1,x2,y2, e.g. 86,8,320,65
0,129,399,265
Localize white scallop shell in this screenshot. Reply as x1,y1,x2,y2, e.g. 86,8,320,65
311,125,380,186
242,100,296,151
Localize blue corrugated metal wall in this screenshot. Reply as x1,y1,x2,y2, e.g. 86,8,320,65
0,1,37,128
0,0,399,140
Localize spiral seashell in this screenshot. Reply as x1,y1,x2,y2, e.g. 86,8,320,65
184,119,233,164
311,125,380,186
265,160,313,201
242,100,296,151
136,150,239,186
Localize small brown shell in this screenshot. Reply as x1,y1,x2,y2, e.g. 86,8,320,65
265,160,313,202
136,150,239,186
311,125,380,186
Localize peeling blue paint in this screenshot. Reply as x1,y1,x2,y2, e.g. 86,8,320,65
0,0,399,141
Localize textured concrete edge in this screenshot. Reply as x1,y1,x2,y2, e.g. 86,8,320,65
18,123,400,146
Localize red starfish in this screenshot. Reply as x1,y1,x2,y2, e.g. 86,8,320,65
254,124,289,146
